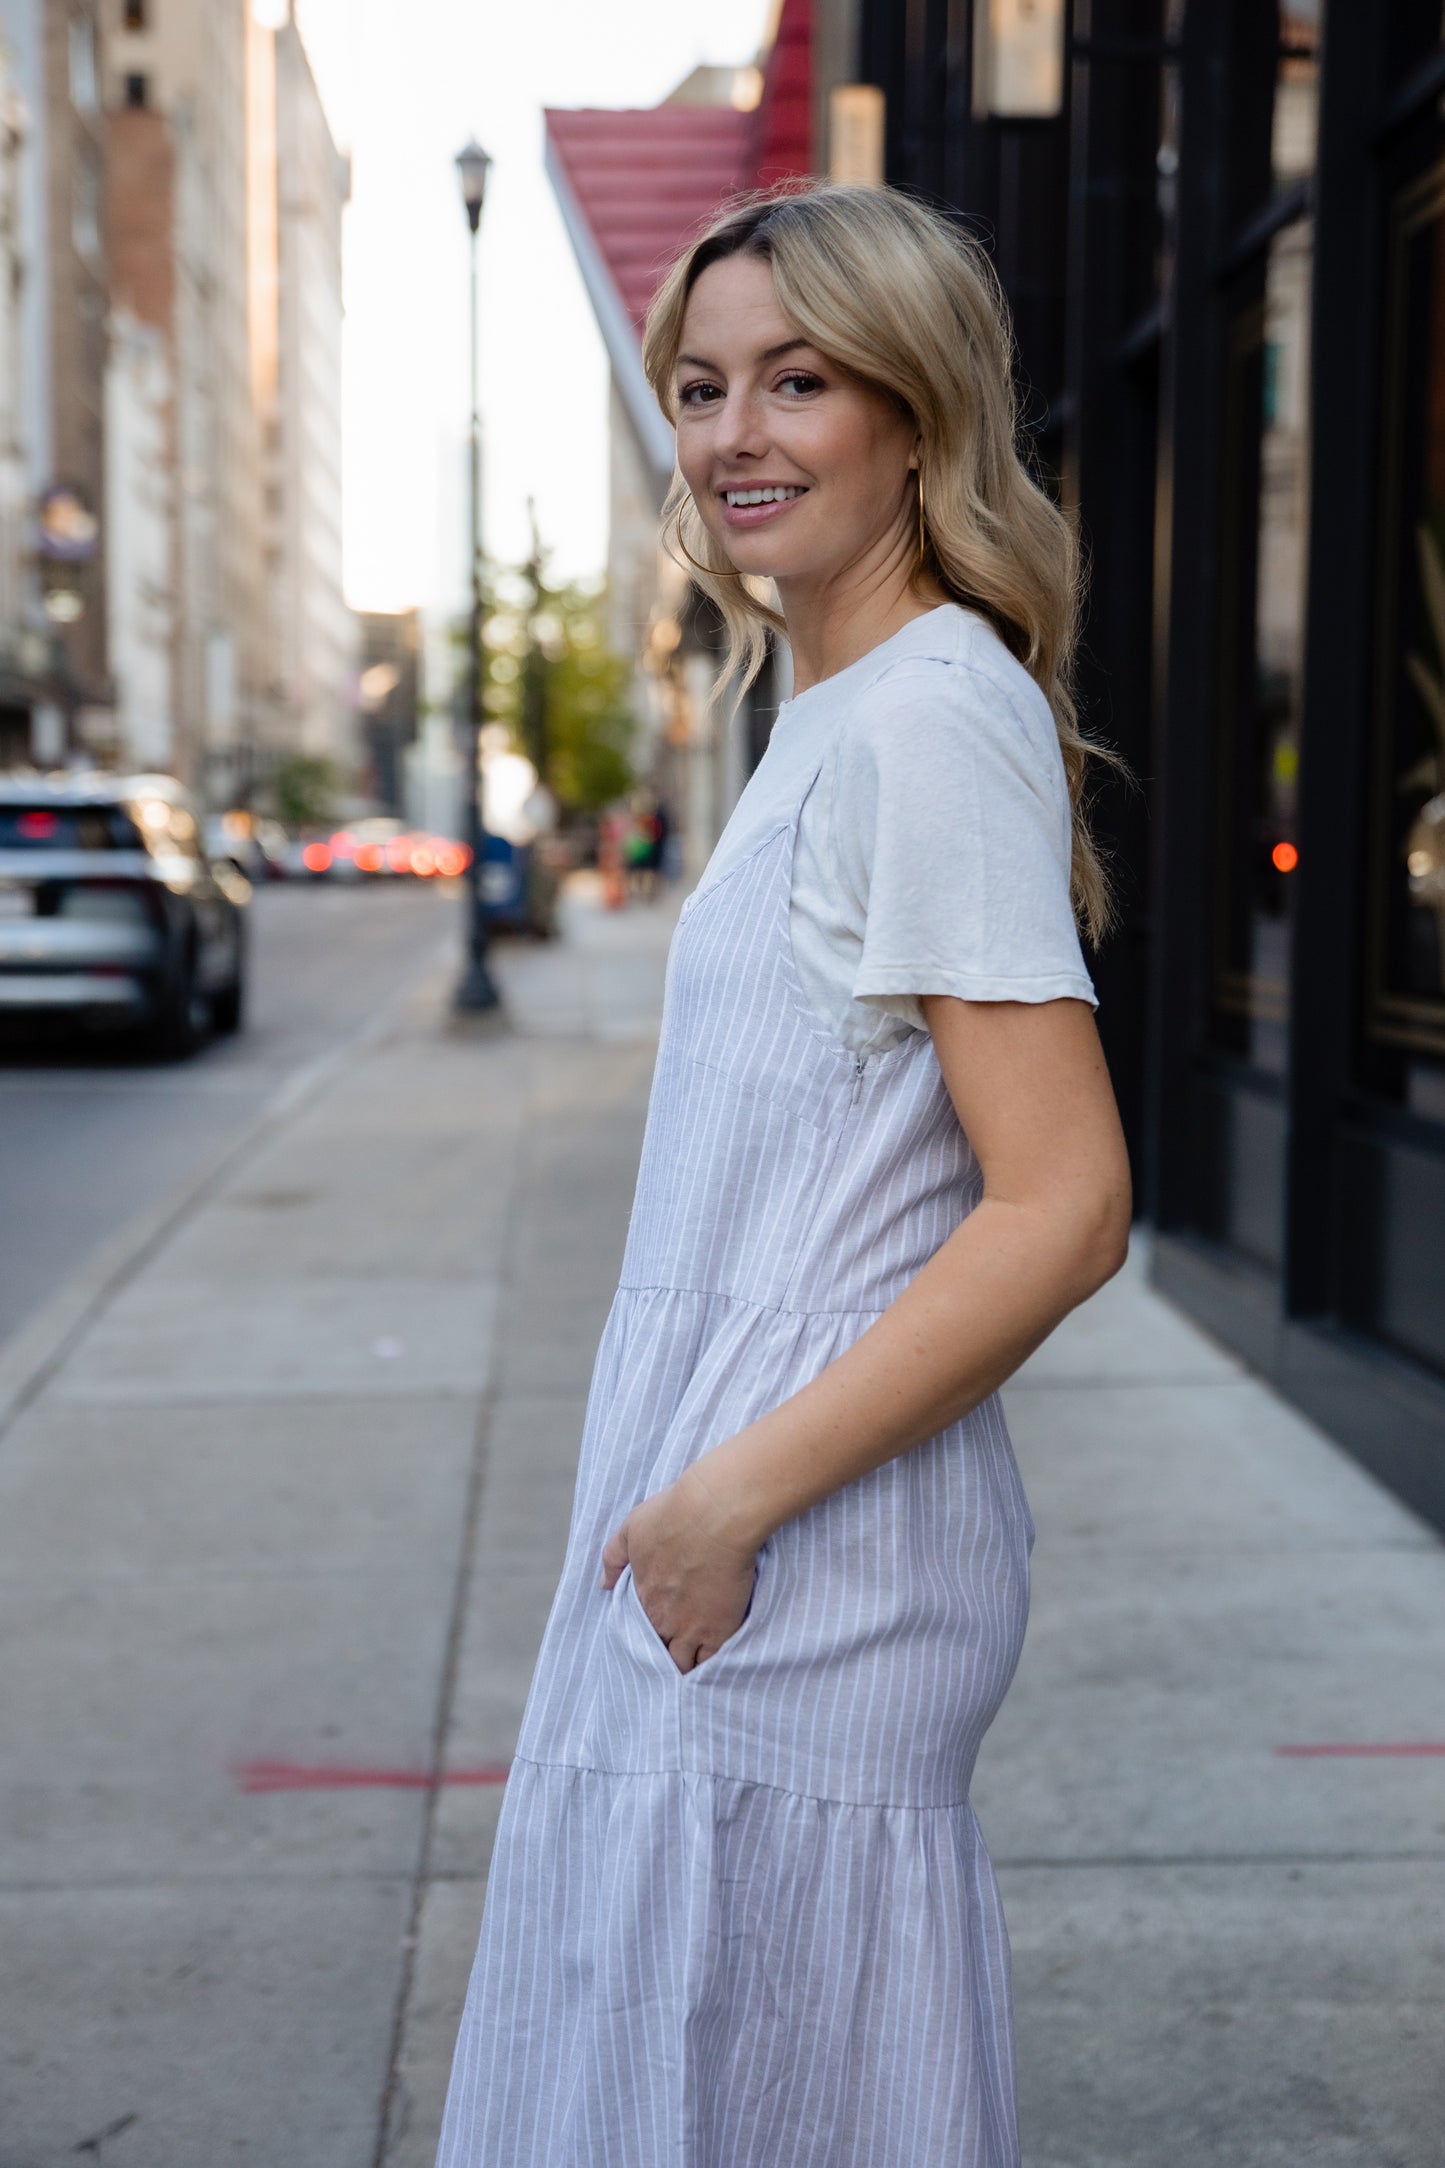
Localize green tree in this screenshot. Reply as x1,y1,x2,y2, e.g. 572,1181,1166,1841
483,544,634,817
271,753,340,830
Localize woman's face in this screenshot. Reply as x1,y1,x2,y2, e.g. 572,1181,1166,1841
673,253,919,591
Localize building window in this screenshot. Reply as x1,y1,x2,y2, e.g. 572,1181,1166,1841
1363,157,1445,1119
1271,4,1318,193
1205,7,1321,1078
124,72,147,108
1223,4,1319,235
123,0,148,26
1388,2,1445,87
69,13,98,112
1210,219,1314,1079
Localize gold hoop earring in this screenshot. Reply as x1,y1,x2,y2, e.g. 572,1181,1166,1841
915,469,927,569
671,500,746,581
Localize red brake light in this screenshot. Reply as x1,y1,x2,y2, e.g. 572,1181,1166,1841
17,810,59,839
302,842,332,873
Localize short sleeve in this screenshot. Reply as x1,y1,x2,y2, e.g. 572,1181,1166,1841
830,656,1098,1029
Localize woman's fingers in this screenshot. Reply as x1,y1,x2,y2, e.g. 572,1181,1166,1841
599,1522,629,1590
642,1573,753,1670
599,1479,758,1655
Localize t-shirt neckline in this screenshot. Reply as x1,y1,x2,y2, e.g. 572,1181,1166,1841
775,604,961,720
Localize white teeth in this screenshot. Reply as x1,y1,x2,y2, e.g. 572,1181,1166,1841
723,486,804,507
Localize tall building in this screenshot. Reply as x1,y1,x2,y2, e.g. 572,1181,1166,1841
105,0,273,799
0,39,35,768
0,0,111,762
103,0,352,801
261,6,353,776
357,607,421,816
104,305,172,767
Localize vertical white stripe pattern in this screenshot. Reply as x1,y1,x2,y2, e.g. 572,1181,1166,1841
436,765,1032,2168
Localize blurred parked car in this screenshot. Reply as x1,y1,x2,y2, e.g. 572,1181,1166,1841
0,773,249,1054
205,809,289,883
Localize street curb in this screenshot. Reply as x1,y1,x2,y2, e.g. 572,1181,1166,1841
0,949,453,1447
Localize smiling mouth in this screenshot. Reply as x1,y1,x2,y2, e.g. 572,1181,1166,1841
721,485,807,508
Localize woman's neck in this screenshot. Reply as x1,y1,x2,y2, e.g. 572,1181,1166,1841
779,560,950,696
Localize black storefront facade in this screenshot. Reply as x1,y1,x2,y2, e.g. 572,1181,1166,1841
847,1,1445,1532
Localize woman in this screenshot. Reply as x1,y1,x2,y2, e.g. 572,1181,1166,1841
436,183,1132,2168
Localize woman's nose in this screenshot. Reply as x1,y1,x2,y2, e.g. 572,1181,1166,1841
715,390,770,462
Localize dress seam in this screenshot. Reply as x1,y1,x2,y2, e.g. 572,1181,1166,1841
508,1751,974,1814
613,1279,890,1321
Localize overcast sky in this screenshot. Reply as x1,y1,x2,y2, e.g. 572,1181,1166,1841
287,0,772,613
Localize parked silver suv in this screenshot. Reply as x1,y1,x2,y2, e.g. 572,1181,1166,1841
0,772,249,1054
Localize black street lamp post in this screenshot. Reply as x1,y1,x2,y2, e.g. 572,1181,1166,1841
453,136,501,1013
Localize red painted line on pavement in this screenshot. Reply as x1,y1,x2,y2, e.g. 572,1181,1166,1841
1275,1744,1445,1759
234,1761,511,1793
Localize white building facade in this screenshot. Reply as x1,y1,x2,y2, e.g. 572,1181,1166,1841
0,39,33,763
265,7,353,772
105,0,275,802
104,307,172,768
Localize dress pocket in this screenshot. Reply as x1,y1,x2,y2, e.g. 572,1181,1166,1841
617,1558,764,1685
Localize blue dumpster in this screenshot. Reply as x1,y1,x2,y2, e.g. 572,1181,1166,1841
479,834,531,930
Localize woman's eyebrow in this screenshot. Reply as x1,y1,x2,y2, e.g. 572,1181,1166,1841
676,338,816,372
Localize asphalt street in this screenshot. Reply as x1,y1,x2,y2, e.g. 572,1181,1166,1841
0,880,458,1352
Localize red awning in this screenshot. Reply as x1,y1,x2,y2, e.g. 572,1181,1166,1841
544,106,750,341
543,0,815,485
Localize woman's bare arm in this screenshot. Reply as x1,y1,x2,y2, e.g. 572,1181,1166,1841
601,994,1132,1670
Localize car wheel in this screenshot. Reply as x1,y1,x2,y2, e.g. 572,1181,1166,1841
143,950,209,1059
211,968,245,1035
212,923,247,1035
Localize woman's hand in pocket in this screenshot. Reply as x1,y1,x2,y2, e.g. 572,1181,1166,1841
600,1461,760,1674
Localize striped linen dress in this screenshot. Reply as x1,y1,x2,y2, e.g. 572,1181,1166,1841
436,756,1034,2168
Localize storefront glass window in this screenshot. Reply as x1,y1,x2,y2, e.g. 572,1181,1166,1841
1227,4,1319,229
1364,158,1445,1119
1151,0,1184,304
1211,221,1314,1077
1272,4,1319,192
1388,3,1445,88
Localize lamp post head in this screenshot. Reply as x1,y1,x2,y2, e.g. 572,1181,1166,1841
455,137,492,233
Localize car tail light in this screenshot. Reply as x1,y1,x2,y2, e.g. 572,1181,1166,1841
355,843,383,873
385,838,412,872
16,810,60,840
302,842,332,873
410,844,437,877
329,830,357,859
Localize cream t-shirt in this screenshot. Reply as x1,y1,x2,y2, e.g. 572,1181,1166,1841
696,603,1097,1058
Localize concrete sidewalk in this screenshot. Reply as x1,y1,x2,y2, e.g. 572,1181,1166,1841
0,880,1440,2167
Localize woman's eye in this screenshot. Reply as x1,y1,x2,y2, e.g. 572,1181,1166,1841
777,371,823,396
678,381,722,408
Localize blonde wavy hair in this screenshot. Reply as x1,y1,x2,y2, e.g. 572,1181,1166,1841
642,182,1120,945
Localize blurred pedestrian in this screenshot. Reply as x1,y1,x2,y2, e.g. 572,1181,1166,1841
438,184,1131,2168
648,792,672,883
624,788,663,901
596,802,627,911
